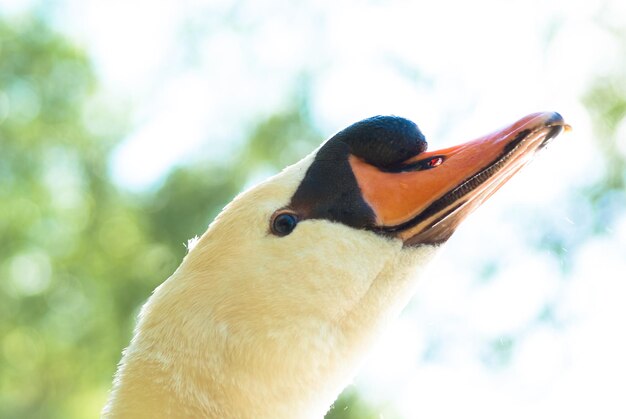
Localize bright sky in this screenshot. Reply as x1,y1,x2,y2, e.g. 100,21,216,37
44,0,619,190
5,0,625,417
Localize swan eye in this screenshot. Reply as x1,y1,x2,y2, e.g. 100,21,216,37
271,212,298,236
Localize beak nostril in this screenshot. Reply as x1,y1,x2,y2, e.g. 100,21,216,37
427,157,443,168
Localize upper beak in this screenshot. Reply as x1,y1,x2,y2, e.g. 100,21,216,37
350,112,569,245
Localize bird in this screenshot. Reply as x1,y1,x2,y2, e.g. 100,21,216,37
102,111,568,419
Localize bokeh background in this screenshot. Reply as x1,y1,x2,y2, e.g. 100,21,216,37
1,0,625,418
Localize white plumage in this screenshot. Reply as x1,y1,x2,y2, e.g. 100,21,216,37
103,112,567,418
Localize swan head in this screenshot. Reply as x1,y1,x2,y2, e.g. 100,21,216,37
104,112,567,418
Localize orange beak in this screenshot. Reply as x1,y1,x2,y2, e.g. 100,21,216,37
350,112,569,245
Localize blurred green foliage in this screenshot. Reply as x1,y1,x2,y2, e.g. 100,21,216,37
325,387,393,419
0,16,360,419
1,11,625,419
584,76,626,193
0,17,136,418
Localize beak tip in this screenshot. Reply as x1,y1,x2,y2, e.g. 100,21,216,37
546,111,564,125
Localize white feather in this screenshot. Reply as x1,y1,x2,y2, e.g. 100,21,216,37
103,152,439,418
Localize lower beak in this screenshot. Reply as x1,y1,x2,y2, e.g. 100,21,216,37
350,112,569,245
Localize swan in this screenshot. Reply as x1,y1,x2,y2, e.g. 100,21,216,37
103,112,568,418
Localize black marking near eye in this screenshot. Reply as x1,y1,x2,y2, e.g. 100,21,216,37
289,115,428,229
